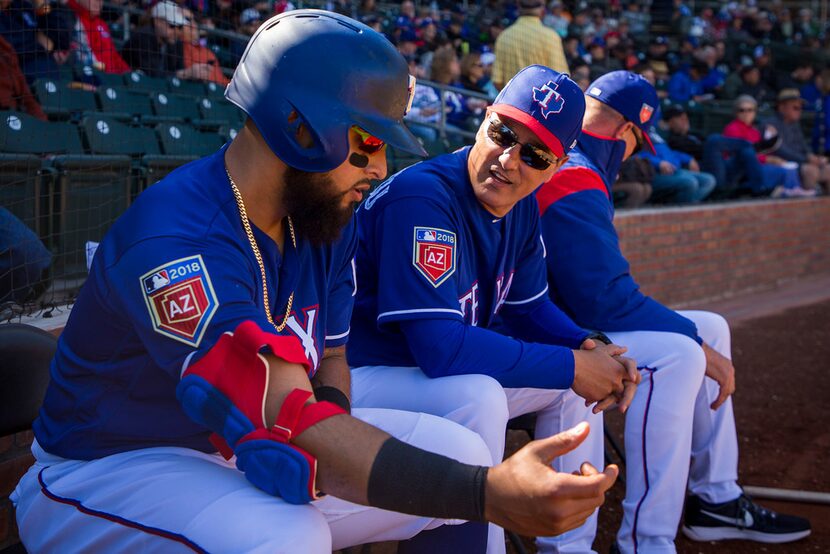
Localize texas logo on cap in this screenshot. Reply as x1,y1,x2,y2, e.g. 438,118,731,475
532,81,565,118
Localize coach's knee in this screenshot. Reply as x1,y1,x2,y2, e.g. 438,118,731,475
447,374,510,431
684,310,731,347
260,504,331,553
655,333,707,385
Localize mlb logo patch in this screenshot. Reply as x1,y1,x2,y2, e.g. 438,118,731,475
140,255,218,347
412,227,456,287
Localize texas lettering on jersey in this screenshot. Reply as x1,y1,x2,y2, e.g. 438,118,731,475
141,255,218,347
284,304,321,372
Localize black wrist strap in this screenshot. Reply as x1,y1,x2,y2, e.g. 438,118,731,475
367,437,488,521
586,331,612,345
313,386,351,413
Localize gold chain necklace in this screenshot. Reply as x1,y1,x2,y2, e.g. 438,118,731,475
225,166,295,332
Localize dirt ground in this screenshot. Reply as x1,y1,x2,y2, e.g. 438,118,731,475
507,299,830,554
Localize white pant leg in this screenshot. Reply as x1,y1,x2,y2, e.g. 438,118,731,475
605,330,707,554
13,442,332,554
351,366,510,466
679,311,742,505
505,388,604,554
351,365,518,554
12,408,492,554
318,407,494,550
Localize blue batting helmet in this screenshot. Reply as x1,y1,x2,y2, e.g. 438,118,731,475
226,10,427,172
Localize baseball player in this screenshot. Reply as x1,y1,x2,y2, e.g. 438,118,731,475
348,65,639,553
536,70,811,552
11,13,620,553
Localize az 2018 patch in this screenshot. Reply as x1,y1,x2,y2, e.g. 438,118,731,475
140,255,218,347
412,227,456,287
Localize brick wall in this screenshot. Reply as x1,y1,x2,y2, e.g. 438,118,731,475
617,197,830,307
0,432,33,550
1,197,829,548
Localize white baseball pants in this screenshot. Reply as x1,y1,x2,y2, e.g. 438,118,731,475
350,367,604,554
606,310,742,554
12,408,491,553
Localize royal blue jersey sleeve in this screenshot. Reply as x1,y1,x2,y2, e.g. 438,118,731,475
541,188,700,342
102,234,276,378
374,196,465,327
400,318,575,389
501,299,590,348
325,219,358,347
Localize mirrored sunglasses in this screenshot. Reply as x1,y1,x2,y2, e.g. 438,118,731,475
352,125,386,154
486,118,557,171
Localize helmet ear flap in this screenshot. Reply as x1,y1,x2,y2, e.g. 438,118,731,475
287,110,316,150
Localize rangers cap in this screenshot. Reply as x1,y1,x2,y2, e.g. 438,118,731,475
585,70,658,153
490,65,585,158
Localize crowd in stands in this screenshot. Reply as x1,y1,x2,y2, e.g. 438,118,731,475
2,0,830,208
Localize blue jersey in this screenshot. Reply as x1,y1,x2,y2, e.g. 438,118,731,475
349,147,585,388
34,146,357,460
536,131,700,341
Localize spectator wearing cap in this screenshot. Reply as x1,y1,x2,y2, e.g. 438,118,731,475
734,65,774,106
667,60,711,104
644,35,669,64
120,0,185,78
621,2,650,35
587,37,621,81
228,8,263,63
492,0,568,89
66,0,130,73
638,127,716,203
766,88,830,193
542,0,569,37
723,95,815,198
396,28,419,58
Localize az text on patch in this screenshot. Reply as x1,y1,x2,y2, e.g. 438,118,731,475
412,226,456,287
141,255,218,347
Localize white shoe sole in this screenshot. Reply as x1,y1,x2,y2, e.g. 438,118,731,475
682,524,811,544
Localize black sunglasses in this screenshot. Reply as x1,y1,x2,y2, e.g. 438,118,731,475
628,123,645,154
486,118,557,171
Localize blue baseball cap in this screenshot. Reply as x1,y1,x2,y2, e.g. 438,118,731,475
585,70,658,153
490,65,585,158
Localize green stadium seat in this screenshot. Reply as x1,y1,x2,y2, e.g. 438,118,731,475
194,96,244,128
217,124,240,143
142,123,222,188
0,111,84,155
150,91,200,122
168,77,207,97
33,80,98,120
123,71,169,94
81,115,161,157
75,65,125,88
155,122,223,158
204,80,226,99
96,86,153,121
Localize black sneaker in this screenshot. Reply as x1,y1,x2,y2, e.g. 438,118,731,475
682,493,811,543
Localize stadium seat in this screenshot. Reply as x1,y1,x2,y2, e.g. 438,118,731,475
81,115,161,157
96,86,153,121
123,71,169,94
74,65,125,89
149,91,200,122
155,122,223,158
204,80,227,99
217,124,240,143
168,76,207,97
0,323,55,437
194,96,244,129
142,123,222,188
33,80,98,121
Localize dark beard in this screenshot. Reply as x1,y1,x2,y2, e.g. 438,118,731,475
283,167,357,246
